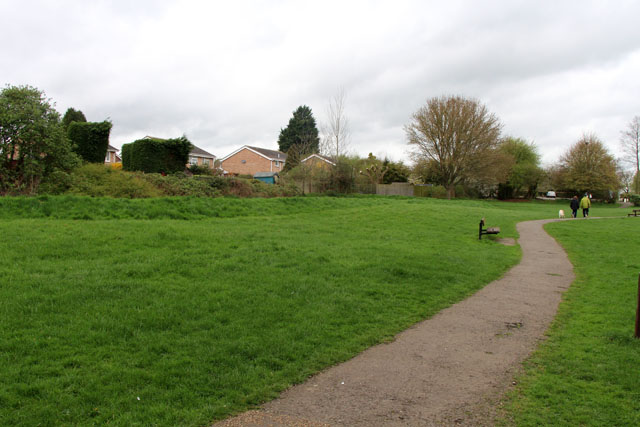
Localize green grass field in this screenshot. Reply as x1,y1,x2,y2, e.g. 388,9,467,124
502,217,640,426
0,196,630,425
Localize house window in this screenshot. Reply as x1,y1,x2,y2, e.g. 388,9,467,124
189,157,198,165
105,152,111,162
203,158,210,166
241,159,246,164
275,161,279,167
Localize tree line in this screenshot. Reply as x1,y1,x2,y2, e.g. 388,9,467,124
280,93,635,200
1,83,637,199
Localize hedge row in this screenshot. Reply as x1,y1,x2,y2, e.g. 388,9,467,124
122,136,192,174
67,121,112,163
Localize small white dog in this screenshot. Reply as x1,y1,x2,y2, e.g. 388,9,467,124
558,209,565,218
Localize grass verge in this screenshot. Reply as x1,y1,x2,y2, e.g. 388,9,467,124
502,217,640,426
0,196,627,425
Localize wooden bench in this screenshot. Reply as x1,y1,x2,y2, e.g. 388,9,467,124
628,209,640,217
479,218,500,240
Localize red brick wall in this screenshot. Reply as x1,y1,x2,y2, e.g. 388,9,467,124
222,148,282,175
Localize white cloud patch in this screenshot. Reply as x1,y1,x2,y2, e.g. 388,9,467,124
1,0,639,165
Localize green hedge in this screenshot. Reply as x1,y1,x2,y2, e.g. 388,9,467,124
414,184,448,198
122,136,192,174
68,121,112,163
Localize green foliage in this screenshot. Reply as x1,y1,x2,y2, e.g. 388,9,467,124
0,84,80,195
187,163,218,176
497,137,544,199
503,219,640,426
68,120,112,163
330,158,357,193
136,173,220,197
630,194,640,206
557,133,621,195
414,184,448,198
67,163,161,198
61,107,87,130
382,158,410,184
277,105,320,153
37,169,75,195
122,136,192,174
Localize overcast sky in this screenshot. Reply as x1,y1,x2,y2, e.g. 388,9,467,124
2,0,639,166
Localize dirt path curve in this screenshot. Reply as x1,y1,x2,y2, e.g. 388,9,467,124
215,219,574,426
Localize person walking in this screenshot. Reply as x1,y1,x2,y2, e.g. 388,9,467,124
570,195,579,218
580,193,591,217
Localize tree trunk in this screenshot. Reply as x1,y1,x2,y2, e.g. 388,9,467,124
447,185,455,199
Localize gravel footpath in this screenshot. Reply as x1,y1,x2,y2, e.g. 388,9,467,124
215,219,574,426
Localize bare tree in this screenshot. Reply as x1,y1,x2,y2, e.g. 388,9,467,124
405,95,503,199
620,115,640,174
321,88,350,160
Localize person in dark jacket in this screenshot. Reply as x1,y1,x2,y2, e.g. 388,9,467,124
570,195,579,218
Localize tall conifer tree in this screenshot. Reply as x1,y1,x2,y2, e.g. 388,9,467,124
277,105,319,154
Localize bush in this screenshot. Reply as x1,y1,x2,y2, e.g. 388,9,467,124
38,170,75,195
68,121,112,163
414,184,448,198
67,164,161,198
122,136,191,174
187,164,217,176
136,173,220,197
630,194,640,207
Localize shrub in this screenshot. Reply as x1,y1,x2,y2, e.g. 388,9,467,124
122,136,192,174
67,164,161,198
136,173,220,197
630,194,640,206
226,178,254,197
188,164,216,176
194,176,230,192
38,170,75,195
414,184,448,198
68,121,112,163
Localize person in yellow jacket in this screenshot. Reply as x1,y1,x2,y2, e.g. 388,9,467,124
580,193,591,217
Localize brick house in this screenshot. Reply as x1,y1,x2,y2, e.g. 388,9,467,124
220,146,287,176
188,145,216,169
301,153,336,169
105,145,121,164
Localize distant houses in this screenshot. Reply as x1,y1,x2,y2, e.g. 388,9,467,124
301,153,335,168
220,145,287,176
108,137,294,179
105,144,121,164
188,145,216,169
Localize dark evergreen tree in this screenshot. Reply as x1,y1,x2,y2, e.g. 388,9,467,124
277,105,320,154
62,108,87,130
382,158,410,184
68,121,112,163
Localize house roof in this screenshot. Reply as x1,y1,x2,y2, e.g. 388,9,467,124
190,145,216,158
107,144,119,152
301,153,336,166
253,172,279,178
220,145,287,162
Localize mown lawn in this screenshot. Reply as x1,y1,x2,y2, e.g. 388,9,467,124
502,217,640,426
0,196,626,425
